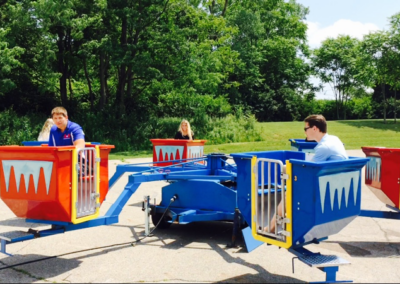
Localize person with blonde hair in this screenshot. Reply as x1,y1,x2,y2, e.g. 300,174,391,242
37,118,55,142
174,119,194,140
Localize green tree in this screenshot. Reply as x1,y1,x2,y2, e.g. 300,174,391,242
312,35,362,120
224,0,313,121
387,12,400,122
361,31,391,123
0,28,24,97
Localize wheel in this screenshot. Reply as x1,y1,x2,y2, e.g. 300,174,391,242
151,212,172,229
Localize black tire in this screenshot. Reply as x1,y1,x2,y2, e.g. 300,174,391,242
151,212,172,229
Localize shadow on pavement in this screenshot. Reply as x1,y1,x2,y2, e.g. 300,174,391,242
0,221,304,283
210,243,305,283
321,240,400,258
149,221,239,249
138,221,304,283
0,218,48,229
0,254,81,283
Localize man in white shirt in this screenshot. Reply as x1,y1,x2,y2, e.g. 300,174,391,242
304,114,348,162
265,114,347,234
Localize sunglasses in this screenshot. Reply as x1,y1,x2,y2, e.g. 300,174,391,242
304,126,312,132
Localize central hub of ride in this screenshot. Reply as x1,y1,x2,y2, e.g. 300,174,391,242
207,153,229,174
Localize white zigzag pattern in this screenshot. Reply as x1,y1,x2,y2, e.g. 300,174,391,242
366,157,381,182
2,160,53,195
155,146,184,161
318,171,360,213
188,146,203,158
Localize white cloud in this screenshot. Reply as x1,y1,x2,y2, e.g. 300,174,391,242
305,19,380,99
306,19,380,48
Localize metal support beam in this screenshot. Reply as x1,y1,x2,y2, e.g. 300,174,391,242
360,210,400,220
0,239,12,256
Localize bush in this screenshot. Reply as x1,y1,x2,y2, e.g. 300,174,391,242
0,109,46,145
158,92,232,118
71,109,262,151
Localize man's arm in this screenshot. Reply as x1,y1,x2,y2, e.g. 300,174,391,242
71,125,85,149
312,145,330,162
73,138,85,149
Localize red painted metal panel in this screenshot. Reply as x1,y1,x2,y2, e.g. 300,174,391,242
362,147,400,208
0,145,114,222
150,139,207,166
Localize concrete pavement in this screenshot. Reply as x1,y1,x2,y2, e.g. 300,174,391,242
0,150,400,283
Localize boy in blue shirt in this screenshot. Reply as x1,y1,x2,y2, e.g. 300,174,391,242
48,107,85,149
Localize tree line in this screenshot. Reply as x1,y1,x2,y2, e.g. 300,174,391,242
0,0,399,149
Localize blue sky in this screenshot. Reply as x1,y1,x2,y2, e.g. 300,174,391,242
297,0,400,31
294,0,400,98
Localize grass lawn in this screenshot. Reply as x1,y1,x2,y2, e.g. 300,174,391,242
109,119,400,160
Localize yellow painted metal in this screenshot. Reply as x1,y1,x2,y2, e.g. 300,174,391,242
71,148,78,223
71,147,100,224
251,158,293,249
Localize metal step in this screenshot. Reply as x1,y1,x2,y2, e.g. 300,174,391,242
0,231,35,243
299,254,350,268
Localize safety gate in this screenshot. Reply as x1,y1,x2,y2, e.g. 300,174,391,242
73,147,100,222
252,158,292,248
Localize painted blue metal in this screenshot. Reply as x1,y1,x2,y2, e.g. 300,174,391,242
108,158,207,188
359,210,400,219
21,141,101,146
0,232,35,256
26,219,71,226
0,146,369,284
1,239,12,256
289,139,318,152
242,227,264,252
2,155,240,246
231,151,305,226
159,180,236,213
290,157,369,246
310,267,352,283
22,141,48,146
290,247,352,283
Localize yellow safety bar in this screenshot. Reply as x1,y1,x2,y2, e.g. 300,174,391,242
251,158,293,249
71,146,101,224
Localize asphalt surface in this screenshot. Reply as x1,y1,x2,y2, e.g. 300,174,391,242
0,150,400,283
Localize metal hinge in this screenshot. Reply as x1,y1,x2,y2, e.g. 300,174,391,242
281,173,289,180
91,193,100,200
277,216,291,225
279,230,291,237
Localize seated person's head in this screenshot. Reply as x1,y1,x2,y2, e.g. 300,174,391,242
51,107,69,130
179,120,191,133
43,118,55,129
304,114,327,141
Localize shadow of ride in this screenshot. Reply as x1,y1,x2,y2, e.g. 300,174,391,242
0,221,302,283
0,218,48,229
0,254,81,283
319,240,400,258
139,221,305,283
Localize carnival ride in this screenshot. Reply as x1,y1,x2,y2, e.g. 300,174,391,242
0,138,397,283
